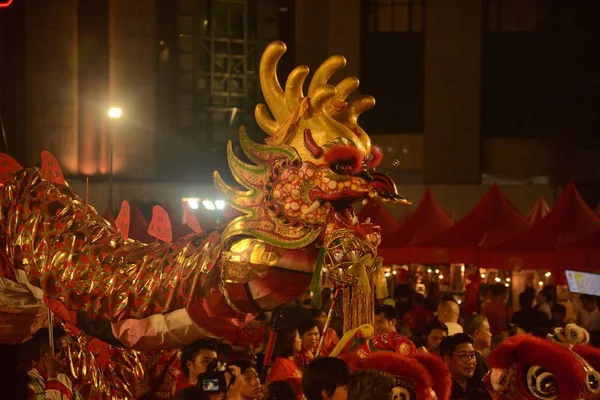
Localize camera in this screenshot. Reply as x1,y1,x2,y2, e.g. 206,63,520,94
198,360,235,394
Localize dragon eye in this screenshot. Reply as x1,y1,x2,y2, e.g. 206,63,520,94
525,365,558,399
334,163,354,175
324,145,363,175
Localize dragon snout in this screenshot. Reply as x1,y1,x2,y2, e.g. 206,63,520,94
369,172,411,205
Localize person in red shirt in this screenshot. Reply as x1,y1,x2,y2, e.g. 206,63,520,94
266,326,303,399
296,318,320,368
374,304,397,335
229,314,266,361
311,309,339,357
481,284,510,336
403,294,434,336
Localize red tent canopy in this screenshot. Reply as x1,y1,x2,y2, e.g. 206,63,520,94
378,188,454,264
480,182,600,270
555,228,600,272
356,200,401,240
411,184,531,265
128,203,154,243
525,196,550,224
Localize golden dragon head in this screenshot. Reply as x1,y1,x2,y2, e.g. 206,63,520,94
214,41,410,250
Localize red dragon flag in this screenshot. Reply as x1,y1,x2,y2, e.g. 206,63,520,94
0,153,23,184
115,201,131,240
183,201,203,234
148,205,173,243
40,151,66,186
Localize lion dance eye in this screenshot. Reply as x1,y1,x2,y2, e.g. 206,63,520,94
525,366,558,399
586,371,600,394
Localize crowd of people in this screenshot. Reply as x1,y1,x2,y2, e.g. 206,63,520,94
3,281,599,399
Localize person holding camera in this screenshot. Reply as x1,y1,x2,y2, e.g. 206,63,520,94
177,339,220,393
198,360,245,400
175,362,244,400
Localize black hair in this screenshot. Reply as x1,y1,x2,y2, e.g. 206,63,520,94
348,369,394,400
490,283,507,297
540,285,557,304
266,381,296,400
375,304,397,321
218,342,233,357
298,318,319,336
230,359,256,374
180,338,219,378
302,357,350,400
424,319,448,336
32,327,67,361
35,326,66,344
441,294,457,303
519,289,535,309
272,326,298,358
463,314,488,337
439,333,474,358
413,293,426,305
580,294,598,302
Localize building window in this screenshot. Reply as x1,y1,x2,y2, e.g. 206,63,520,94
365,0,424,33
486,0,541,32
175,0,278,143
360,0,425,134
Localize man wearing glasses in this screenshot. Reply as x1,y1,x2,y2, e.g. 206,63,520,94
439,333,491,400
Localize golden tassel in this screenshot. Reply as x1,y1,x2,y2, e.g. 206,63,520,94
342,284,374,333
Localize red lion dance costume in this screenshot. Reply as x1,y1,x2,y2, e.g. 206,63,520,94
486,324,600,399
331,324,453,400
0,42,410,397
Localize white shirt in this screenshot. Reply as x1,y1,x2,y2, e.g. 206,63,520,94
445,322,463,336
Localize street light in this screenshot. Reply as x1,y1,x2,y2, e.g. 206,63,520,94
108,107,122,119
107,107,122,211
